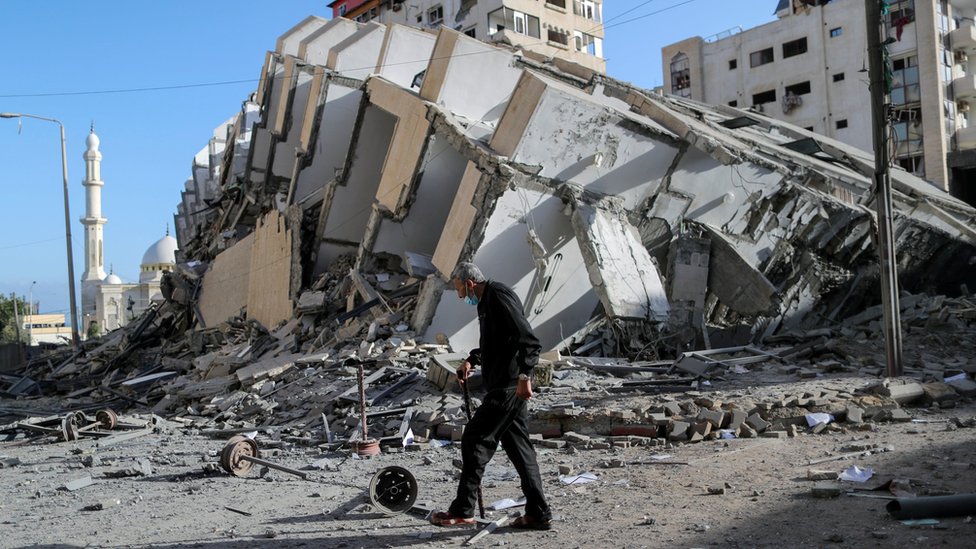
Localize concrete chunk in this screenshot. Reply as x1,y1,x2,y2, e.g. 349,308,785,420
746,413,770,433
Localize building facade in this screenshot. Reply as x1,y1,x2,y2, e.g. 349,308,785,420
326,0,606,72
21,313,72,346
662,0,976,206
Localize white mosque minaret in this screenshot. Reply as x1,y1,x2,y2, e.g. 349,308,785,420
78,127,178,336
80,124,107,325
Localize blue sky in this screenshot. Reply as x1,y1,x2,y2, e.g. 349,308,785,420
0,0,776,321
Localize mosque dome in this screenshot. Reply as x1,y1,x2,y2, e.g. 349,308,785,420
103,273,123,285
86,130,100,151
141,235,178,267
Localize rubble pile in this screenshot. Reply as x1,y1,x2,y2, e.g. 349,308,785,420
4,276,976,459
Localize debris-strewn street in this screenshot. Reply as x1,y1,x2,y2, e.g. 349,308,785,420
4,12,976,549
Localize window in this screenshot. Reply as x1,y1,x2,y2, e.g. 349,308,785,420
548,29,569,45
729,59,737,70
835,119,848,129
464,27,477,38
886,0,915,27
829,27,842,37
428,5,443,25
891,56,920,105
782,37,808,58
833,72,845,82
785,81,811,96
750,47,774,67
804,126,814,131
753,89,776,105
893,108,924,165
574,0,601,22
488,8,540,38
728,100,738,107
897,155,924,176
546,0,567,8
338,4,347,16
670,53,691,98
574,31,603,57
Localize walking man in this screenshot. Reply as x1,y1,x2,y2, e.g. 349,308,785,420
430,262,552,530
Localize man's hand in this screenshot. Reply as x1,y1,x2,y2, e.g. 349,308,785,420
516,377,533,401
456,360,473,385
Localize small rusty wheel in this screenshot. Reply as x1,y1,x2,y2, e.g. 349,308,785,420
60,415,79,441
220,436,259,477
71,411,89,426
95,409,118,430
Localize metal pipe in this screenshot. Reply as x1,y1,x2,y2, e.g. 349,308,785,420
239,454,309,479
887,494,976,520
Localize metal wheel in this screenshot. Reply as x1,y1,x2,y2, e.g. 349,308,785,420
96,409,118,430
60,415,79,441
220,436,259,477
369,466,418,515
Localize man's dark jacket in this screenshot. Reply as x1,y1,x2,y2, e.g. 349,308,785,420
465,280,541,392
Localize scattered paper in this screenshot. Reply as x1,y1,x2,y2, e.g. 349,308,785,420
900,518,939,526
488,497,526,510
559,472,598,485
732,365,750,374
944,373,967,382
243,431,258,440
401,428,415,447
429,439,452,448
718,429,736,439
648,454,673,461
839,465,875,483
805,413,834,427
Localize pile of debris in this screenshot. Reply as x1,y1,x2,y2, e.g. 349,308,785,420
4,269,976,459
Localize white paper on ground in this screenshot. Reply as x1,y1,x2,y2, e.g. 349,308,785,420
559,472,598,484
944,373,967,382
648,454,673,461
838,465,875,482
805,413,834,427
488,497,526,510
402,428,415,447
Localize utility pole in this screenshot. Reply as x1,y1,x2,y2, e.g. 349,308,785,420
12,294,22,343
864,0,903,377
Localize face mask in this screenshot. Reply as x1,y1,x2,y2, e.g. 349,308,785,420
464,286,479,306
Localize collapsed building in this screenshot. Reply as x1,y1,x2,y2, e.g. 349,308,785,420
172,16,976,360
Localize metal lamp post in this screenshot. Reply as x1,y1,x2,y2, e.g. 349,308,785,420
1,113,82,351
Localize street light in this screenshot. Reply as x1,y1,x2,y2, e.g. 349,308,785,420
1,112,82,351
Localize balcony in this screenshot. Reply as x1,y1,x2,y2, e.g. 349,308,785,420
950,25,976,54
955,74,976,100
958,124,976,150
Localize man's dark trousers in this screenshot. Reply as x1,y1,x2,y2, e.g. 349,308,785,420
448,388,550,520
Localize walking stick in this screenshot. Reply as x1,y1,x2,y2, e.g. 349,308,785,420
461,379,487,520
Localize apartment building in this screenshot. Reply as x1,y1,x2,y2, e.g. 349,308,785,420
326,0,606,72
662,0,976,207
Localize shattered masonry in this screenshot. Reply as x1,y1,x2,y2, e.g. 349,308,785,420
171,17,976,357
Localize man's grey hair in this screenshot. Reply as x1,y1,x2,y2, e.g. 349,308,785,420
451,262,486,283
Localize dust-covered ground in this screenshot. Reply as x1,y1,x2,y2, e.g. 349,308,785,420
1,372,974,549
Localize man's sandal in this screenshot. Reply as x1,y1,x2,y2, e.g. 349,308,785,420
510,514,552,530
430,511,476,527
